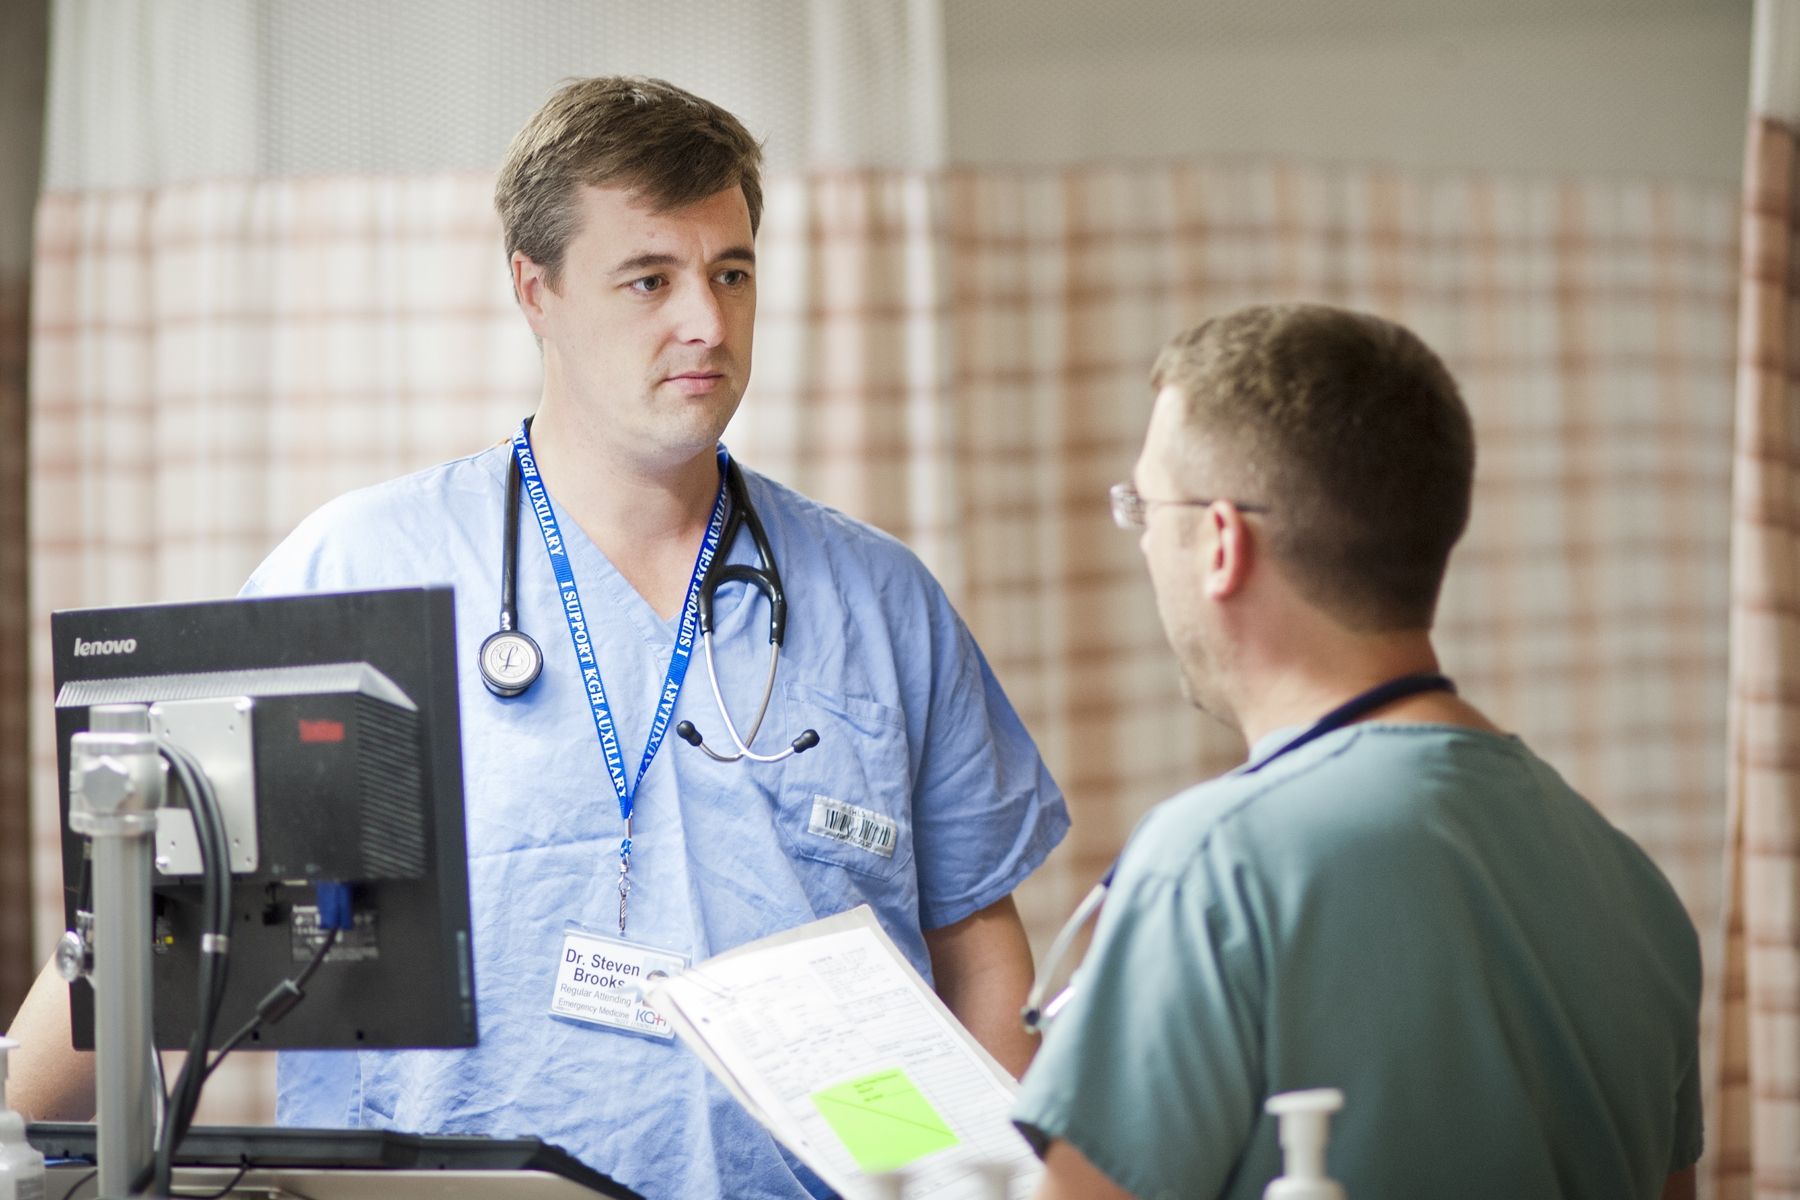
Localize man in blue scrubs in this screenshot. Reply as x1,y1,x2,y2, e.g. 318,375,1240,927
8,77,1067,1199
1014,304,1700,1200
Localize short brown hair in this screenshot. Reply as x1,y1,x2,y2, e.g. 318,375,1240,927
1151,303,1475,630
495,76,764,289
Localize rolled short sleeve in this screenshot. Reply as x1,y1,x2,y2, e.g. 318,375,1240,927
906,596,1068,931
1013,847,1263,1200
1671,1036,1703,1170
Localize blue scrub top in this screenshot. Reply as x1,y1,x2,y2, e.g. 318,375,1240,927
243,440,1068,1199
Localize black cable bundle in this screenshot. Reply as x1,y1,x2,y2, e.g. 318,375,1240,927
72,840,91,926
135,744,348,1195
203,925,339,1080
148,742,233,1199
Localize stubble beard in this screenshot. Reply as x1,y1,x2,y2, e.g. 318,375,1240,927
645,370,744,457
1176,634,1239,734
657,353,744,433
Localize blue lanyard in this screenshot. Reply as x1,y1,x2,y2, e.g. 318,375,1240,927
510,421,730,916
1099,672,1454,886
1242,672,1455,774
1023,671,1459,1031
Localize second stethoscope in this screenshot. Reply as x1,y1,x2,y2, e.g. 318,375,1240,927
477,427,818,765
1019,671,1456,1034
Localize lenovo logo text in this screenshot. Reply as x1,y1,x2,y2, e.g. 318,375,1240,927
73,637,138,657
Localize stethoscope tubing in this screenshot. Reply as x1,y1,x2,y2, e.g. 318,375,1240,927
691,635,793,763
500,445,524,634
481,430,818,763
477,445,546,698
677,456,816,761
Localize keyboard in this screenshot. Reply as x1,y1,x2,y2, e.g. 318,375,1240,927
29,1122,644,1199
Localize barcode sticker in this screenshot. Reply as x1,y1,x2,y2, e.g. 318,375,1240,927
806,795,898,859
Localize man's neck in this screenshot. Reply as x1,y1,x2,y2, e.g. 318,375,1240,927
1231,630,1494,749
527,402,722,619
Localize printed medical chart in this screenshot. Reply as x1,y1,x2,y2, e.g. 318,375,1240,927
644,906,1040,1200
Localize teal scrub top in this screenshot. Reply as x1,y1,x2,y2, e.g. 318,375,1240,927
1015,723,1700,1200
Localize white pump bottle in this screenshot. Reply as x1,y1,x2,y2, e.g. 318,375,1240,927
1263,1088,1346,1200
0,1036,46,1200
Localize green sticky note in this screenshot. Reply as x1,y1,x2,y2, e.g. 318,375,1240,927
811,1067,961,1174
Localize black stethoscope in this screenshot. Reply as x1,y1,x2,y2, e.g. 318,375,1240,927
1019,672,1456,1033
478,430,818,764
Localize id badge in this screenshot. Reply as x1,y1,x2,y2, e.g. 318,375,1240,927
548,925,688,1040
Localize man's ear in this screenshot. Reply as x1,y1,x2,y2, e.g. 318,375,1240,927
1204,502,1254,601
511,251,554,338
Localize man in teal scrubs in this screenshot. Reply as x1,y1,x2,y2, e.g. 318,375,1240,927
1014,304,1701,1200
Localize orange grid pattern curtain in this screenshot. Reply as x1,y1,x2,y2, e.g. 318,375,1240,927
1716,1,1800,1194
27,162,1740,1127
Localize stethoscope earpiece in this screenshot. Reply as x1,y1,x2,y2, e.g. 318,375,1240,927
677,717,819,762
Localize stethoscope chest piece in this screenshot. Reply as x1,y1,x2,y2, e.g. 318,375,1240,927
482,423,545,699
480,627,543,698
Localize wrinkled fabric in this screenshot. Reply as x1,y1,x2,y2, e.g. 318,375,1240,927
246,440,1068,1200
1014,724,1700,1200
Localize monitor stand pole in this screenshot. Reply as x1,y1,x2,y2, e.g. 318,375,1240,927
68,703,164,1199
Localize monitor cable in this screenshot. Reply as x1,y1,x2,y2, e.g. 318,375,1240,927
148,741,232,1199
202,921,341,1083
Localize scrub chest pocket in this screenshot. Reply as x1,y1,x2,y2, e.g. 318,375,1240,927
777,681,914,882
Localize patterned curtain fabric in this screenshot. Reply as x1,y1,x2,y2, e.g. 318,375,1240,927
0,0,48,1027
0,276,29,1016
28,163,1741,1126
1717,1,1800,1195
940,166,1740,940
18,0,1749,1150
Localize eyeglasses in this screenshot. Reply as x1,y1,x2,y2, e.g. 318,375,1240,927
1109,481,1269,530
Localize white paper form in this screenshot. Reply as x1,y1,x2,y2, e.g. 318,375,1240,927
645,906,1041,1200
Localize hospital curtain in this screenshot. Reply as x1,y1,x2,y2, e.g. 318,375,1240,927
0,264,29,1021
1717,2,1800,1195
22,0,953,1123
0,0,50,1022
22,0,1743,1140
0,265,31,1021
937,172,1741,1151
